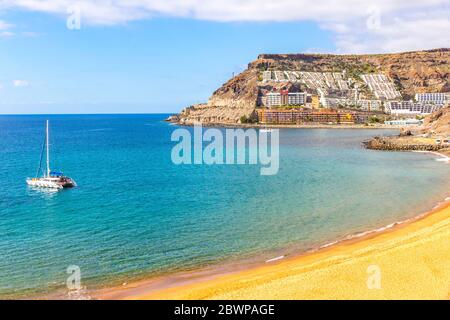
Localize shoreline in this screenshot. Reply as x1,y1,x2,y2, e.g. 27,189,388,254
169,121,404,130
92,194,450,300
414,150,450,160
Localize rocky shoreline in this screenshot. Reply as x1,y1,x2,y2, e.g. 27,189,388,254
165,115,403,130
364,136,444,151
167,120,400,130
364,107,449,154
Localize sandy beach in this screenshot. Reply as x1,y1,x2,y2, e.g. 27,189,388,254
95,199,450,300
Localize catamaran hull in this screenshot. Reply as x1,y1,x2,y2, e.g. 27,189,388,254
27,180,63,189
26,179,76,190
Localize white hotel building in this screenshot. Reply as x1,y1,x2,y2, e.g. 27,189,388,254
263,92,307,107
385,101,444,115
288,92,307,105
357,100,382,112
415,92,448,104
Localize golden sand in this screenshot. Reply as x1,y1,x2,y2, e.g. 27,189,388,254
98,202,450,300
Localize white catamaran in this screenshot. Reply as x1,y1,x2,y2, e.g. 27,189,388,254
26,120,76,190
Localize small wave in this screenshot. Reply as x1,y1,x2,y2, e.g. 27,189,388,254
413,150,450,164
88,128,111,132
318,195,450,252
314,210,441,253
320,241,339,249
66,287,91,300
265,255,285,263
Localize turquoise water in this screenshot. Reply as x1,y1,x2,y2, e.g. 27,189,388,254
0,114,449,298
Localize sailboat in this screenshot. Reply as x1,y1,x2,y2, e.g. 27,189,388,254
26,120,76,190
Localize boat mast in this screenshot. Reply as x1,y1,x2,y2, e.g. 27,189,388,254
46,120,50,177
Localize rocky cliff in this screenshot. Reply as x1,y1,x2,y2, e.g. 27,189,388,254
177,48,450,124
178,68,259,125
420,106,450,136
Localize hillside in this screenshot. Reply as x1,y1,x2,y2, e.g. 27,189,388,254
176,48,450,125
420,106,450,136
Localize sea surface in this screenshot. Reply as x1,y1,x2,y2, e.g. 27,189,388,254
0,114,449,298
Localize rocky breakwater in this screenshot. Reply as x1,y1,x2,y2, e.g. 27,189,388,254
365,136,443,151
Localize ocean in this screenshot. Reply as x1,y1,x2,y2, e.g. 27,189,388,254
0,114,449,298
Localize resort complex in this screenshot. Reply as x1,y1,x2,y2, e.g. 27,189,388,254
257,108,372,125
257,70,449,125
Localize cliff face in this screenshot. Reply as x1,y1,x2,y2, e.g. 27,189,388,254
177,48,450,124
256,48,450,98
420,106,450,136
178,68,259,125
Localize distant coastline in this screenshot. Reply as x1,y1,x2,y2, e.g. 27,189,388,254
167,118,404,130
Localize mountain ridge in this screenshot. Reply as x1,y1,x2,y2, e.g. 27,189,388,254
177,48,450,124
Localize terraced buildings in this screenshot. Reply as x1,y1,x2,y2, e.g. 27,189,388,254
385,93,449,115
260,70,381,111
260,70,447,116
361,74,402,100
415,93,448,104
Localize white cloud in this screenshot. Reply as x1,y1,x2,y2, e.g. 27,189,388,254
13,80,29,87
327,8,450,53
0,19,16,37
0,31,14,37
0,19,14,37
0,0,449,52
0,20,13,30
21,31,41,37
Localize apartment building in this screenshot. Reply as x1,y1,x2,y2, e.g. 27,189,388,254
357,100,382,112
257,109,370,124
263,91,307,107
288,92,307,105
415,92,448,104
410,103,442,114
384,119,422,125
385,101,444,115
385,101,414,114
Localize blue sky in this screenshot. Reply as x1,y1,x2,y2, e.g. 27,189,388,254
0,12,332,114
0,1,448,114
